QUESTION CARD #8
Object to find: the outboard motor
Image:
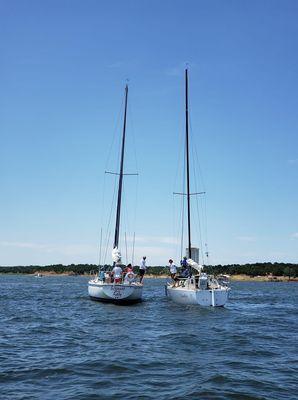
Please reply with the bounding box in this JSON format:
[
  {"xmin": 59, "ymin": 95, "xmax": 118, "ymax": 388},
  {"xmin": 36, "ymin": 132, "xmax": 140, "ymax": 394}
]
[{"xmin": 199, "ymin": 273, "xmax": 208, "ymax": 290}]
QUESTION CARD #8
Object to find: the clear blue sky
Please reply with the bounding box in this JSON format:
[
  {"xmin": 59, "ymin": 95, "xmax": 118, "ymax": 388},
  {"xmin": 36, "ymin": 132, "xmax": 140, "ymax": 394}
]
[{"xmin": 1, "ymin": 0, "xmax": 297, "ymax": 266}]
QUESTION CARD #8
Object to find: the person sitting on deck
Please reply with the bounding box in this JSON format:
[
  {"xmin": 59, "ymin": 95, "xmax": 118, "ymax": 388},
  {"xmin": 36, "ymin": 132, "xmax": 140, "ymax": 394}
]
[
  {"xmin": 112, "ymin": 264, "xmax": 123, "ymax": 284},
  {"xmin": 104, "ymin": 271, "xmax": 111, "ymax": 283},
  {"xmin": 180, "ymin": 265, "xmax": 191, "ymax": 278},
  {"xmin": 123, "ymin": 263, "xmax": 133, "ymax": 274},
  {"xmin": 99, "ymin": 269, "xmax": 105, "ymax": 282},
  {"xmin": 124, "ymin": 265, "xmax": 136, "ymax": 284}
]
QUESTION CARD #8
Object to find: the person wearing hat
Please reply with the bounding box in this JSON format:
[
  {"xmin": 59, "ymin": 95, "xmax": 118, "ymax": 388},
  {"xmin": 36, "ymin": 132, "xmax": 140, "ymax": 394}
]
[
  {"xmin": 169, "ymin": 259, "xmax": 178, "ymax": 285},
  {"xmin": 139, "ymin": 256, "xmax": 147, "ymax": 283}
]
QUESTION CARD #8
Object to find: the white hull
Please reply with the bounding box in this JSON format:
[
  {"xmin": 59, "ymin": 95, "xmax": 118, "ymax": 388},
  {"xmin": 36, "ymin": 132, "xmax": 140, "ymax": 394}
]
[
  {"xmin": 88, "ymin": 280, "xmax": 143, "ymax": 304},
  {"xmin": 166, "ymin": 285, "xmax": 230, "ymax": 307}
]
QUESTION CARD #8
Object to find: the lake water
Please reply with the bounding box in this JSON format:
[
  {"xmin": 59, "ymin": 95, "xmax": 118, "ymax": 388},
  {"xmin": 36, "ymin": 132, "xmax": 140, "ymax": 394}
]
[{"xmin": 0, "ymin": 276, "xmax": 297, "ymax": 399}]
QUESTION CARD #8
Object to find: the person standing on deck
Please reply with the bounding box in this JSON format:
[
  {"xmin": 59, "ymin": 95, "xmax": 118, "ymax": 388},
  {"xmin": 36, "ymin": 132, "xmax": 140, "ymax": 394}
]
[
  {"xmin": 169, "ymin": 259, "xmax": 177, "ymax": 280},
  {"xmin": 112, "ymin": 264, "xmax": 123, "ymax": 284},
  {"xmin": 139, "ymin": 256, "xmax": 147, "ymax": 283}
]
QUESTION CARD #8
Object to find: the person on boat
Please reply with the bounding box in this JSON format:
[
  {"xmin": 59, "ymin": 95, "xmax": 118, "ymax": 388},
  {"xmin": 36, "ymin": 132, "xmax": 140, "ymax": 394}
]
[
  {"xmin": 112, "ymin": 264, "xmax": 123, "ymax": 284},
  {"xmin": 124, "ymin": 263, "xmax": 133, "ymax": 274},
  {"xmin": 104, "ymin": 271, "xmax": 111, "ymax": 283},
  {"xmin": 179, "ymin": 256, "xmax": 191, "ymax": 278},
  {"xmin": 180, "ymin": 256, "xmax": 188, "ymax": 267},
  {"xmin": 168, "ymin": 259, "xmax": 178, "ymax": 284},
  {"xmin": 99, "ymin": 269, "xmax": 105, "ymax": 282},
  {"xmin": 124, "ymin": 266, "xmax": 136, "ymax": 284},
  {"xmin": 180, "ymin": 265, "xmax": 191, "ymax": 278},
  {"xmin": 139, "ymin": 256, "xmax": 147, "ymax": 283}
]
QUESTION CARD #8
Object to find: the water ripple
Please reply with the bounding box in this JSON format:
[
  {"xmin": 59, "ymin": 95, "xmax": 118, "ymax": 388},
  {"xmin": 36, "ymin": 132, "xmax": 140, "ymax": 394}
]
[{"xmin": 0, "ymin": 276, "xmax": 297, "ymax": 399}]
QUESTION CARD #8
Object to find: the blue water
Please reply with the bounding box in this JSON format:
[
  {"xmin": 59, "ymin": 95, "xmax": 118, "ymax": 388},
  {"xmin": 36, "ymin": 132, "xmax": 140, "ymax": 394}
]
[{"xmin": 0, "ymin": 276, "xmax": 297, "ymax": 399}]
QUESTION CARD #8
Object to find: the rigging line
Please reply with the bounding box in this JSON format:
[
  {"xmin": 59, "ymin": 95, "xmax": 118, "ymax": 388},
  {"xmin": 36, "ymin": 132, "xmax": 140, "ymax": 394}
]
[
  {"xmin": 172, "ymin": 199, "xmax": 178, "ymax": 262},
  {"xmin": 98, "ymin": 130, "xmax": 109, "ymax": 268},
  {"xmin": 103, "ymin": 230, "xmax": 111, "ymax": 267},
  {"xmin": 105, "ymin": 94, "xmax": 124, "ymax": 172},
  {"xmin": 203, "ymin": 195, "xmax": 209, "ymax": 253},
  {"xmin": 98, "ymin": 171, "xmax": 106, "ymax": 266},
  {"xmin": 189, "ymin": 113, "xmax": 206, "ymax": 192},
  {"xmin": 190, "ymin": 134, "xmax": 205, "ymax": 265},
  {"xmin": 129, "ymin": 173, "xmax": 139, "ymax": 263},
  {"xmin": 132, "ymin": 232, "xmax": 136, "ymax": 267},
  {"xmin": 201, "ymin": 193, "xmax": 209, "ymax": 265},
  {"xmin": 121, "ymin": 182, "xmax": 128, "ymax": 257},
  {"xmin": 188, "ymin": 100, "xmax": 206, "ymax": 265},
  {"xmin": 196, "ymin": 196, "xmax": 205, "ymax": 265},
  {"xmin": 173, "ymin": 189, "xmax": 180, "ymax": 264},
  {"xmin": 172, "ymin": 187, "xmax": 178, "ymax": 262},
  {"xmin": 180, "ymin": 145, "xmax": 186, "ymax": 261},
  {"xmin": 122, "ymin": 179, "xmax": 134, "ymax": 263},
  {"xmin": 188, "ymin": 77, "xmax": 209, "ymax": 265},
  {"xmin": 104, "ymin": 173, "xmax": 118, "ymax": 263},
  {"xmin": 180, "ymin": 191, "xmax": 185, "ymax": 262},
  {"xmin": 98, "ymin": 228, "xmax": 103, "ymax": 268},
  {"xmin": 125, "ymin": 232, "xmax": 128, "ymax": 265},
  {"xmin": 124, "ymin": 180, "xmax": 135, "ymax": 261},
  {"xmin": 173, "ymin": 127, "xmax": 186, "ymax": 198},
  {"xmin": 133, "ymin": 174, "xmax": 139, "ymax": 236},
  {"xmin": 127, "ymin": 92, "xmax": 139, "ymax": 174},
  {"xmin": 101, "ymin": 90, "xmax": 126, "ymax": 264},
  {"xmin": 173, "ymin": 80, "xmax": 186, "ymax": 200}
]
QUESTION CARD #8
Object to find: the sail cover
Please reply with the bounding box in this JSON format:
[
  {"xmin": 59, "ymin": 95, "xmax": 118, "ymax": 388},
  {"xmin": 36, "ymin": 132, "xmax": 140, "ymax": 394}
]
[
  {"xmin": 112, "ymin": 247, "xmax": 121, "ymax": 263},
  {"xmin": 187, "ymin": 259, "xmax": 203, "ymax": 273}
]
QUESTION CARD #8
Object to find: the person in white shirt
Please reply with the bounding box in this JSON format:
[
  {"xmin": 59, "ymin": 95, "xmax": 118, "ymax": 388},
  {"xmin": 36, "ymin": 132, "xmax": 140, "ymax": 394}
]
[
  {"xmin": 169, "ymin": 259, "xmax": 178, "ymax": 285},
  {"xmin": 112, "ymin": 264, "xmax": 123, "ymax": 284},
  {"xmin": 139, "ymin": 256, "xmax": 147, "ymax": 283}
]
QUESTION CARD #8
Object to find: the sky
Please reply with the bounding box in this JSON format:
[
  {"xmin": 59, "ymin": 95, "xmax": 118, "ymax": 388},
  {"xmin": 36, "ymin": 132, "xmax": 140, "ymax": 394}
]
[{"xmin": 1, "ymin": 0, "xmax": 298, "ymax": 266}]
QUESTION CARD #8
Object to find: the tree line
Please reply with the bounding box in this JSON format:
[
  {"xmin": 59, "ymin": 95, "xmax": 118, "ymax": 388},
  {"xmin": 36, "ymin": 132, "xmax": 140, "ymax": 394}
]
[{"xmin": 0, "ymin": 262, "xmax": 297, "ymax": 277}]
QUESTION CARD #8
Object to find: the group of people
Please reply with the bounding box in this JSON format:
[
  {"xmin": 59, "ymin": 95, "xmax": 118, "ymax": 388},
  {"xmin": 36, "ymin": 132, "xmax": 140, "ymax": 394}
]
[
  {"xmin": 99, "ymin": 256, "xmax": 193, "ymax": 286},
  {"xmin": 168, "ymin": 257, "xmax": 191, "ymax": 286},
  {"xmin": 99, "ymin": 256, "xmax": 147, "ymax": 285}
]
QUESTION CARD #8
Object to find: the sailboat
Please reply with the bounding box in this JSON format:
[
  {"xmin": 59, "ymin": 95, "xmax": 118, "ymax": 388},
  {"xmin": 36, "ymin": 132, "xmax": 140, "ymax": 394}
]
[
  {"xmin": 166, "ymin": 69, "xmax": 230, "ymax": 307},
  {"xmin": 88, "ymin": 84, "xmax": 143, "ymax": 304}
]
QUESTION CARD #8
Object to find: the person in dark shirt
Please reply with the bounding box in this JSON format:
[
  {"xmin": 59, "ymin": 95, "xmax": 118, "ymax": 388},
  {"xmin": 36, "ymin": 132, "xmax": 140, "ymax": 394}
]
[
  {"xmin": 180, "ymin": 266, "xmax": 190, "ymax": 278},
  {"xmin": 180, "ymin": 256, "xmax": 188, "ymax": 267}
]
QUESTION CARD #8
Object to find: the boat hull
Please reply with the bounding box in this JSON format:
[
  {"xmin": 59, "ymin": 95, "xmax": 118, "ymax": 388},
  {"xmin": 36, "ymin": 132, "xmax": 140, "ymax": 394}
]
[
  {"xmin": 88, "ymin": 281, "xmax": 143, "ymax": 304},
  {"xmin": 166, "ymin": 286, "xmax": 229, "ymax": 307}
]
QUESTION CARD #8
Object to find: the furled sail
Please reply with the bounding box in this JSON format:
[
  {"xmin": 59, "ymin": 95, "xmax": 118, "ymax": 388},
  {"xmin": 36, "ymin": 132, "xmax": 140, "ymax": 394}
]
[
  {"xmin": 112, "ymin": 247, "xmax": 121, "ymax": 263},
  {"xmin": 187, "ymin": 259, "xmax": 203, "ymax": 273}
]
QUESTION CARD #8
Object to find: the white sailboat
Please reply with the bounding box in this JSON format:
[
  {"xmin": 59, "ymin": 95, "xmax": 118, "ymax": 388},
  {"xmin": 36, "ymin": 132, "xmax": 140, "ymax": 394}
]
[
  {"xmin": 166, "ymin": 69, "xmax": 230, "ymax": 307},
  {"xmin": 88, "ymin": 84, "xmax": 143, "ymax": 304}
]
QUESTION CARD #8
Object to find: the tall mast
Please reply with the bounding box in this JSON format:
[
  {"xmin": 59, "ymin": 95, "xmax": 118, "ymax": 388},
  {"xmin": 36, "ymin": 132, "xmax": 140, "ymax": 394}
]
[
  {"xmin": 113, "ymin": 84, "xmax": 128, "ymax": 249},
  {"xmin": 185, "ymin": 69, "xmax": 192, "ymax": 259}
]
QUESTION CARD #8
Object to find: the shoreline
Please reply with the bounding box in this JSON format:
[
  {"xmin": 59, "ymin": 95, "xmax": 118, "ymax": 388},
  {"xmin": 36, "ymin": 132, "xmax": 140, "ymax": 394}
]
[{"xmin": 1, "ymin": 272, "xmax": 297, "ymax": 282}]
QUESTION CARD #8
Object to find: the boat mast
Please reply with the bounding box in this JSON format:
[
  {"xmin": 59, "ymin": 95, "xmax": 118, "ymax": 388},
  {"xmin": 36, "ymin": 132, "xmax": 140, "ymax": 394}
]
[
  {"xmin": 113, "ymin": 84, "xmax": 128, "ymax": 250},
  {"xmin": 185, "ymin": 69, "xmax": 192, "ymax": 259}
]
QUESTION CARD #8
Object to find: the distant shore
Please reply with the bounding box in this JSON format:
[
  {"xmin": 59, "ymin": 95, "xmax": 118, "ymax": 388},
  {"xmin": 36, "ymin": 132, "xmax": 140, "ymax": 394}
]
[
  {"xmin": 1, "ymin": 262, "xmax": 297, "ymax": 280},
  {"xmin": 1, "ymin": 271, "xmax": 297, "ymax": 281}
]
